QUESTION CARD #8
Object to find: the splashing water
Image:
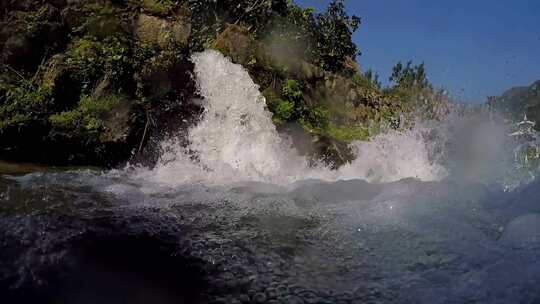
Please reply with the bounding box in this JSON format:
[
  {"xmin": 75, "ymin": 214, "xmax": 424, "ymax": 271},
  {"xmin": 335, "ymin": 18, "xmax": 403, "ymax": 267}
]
[
  {"xmin": 133, "ymin": 50, "xmax": 524, "ymax": 187},
  {"xmin": 337, "ymin": 127, "xmax": 447, "ymax": 183},
  {"xmin": 135, "ymin": 50, "xmax": 312, "ymax": 185}
]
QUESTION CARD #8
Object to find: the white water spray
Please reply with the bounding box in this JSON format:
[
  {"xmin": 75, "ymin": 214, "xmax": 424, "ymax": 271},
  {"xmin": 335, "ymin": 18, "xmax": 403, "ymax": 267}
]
[{"xmin": 134, "ymin": 50, "xmax": 455, "ymax": 186}]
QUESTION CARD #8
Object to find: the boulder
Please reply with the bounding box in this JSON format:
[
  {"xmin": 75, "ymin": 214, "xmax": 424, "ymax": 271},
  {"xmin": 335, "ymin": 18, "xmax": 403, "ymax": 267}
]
[{"xmin": 214, "ymin": 24, "xmax": 257, "ymax": 66}]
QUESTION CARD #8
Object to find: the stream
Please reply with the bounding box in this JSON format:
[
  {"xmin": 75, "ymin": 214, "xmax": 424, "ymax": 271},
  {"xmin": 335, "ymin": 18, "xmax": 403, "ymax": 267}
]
[{"xmin": 1, "ymin": 50, "xmax": 539, "ymax": 304}]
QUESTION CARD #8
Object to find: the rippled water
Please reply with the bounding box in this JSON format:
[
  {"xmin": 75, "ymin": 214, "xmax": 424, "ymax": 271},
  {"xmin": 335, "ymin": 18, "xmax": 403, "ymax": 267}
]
[
  {"xmin": 1, "ymin": 51, "xmax": 539, "ymax": 304},
  {"xmin": 2, "ymin": 172, "xmax": 540, "ymax": 303}
]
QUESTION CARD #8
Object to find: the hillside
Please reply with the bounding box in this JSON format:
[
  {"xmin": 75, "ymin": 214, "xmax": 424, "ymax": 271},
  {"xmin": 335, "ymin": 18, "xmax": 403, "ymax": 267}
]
[
  {"xmin": 488, "ymin": 80, "xmax": 540, "ymax": 127},
  {"xmin": 0, "ymin": 0, "xmax": 445, "ymax": 168}
]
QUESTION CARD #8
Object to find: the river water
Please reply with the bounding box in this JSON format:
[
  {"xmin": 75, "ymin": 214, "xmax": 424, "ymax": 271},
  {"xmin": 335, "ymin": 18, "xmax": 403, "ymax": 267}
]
[{"xmin": 1, "ymin": 51, "xmax": 539, "ymax": 304}]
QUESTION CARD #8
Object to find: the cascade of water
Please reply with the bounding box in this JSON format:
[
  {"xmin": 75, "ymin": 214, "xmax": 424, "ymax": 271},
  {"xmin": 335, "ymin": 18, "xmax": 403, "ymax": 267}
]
[{"xmin": 133, "ymin": 50, "xmax": 520, "ymax": 187}]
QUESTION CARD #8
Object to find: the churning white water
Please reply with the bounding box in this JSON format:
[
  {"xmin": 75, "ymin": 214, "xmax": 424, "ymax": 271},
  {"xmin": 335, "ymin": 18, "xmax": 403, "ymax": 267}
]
[
  {"xmin": 134, "ymin": 50, "xmax": 517, "ymax": 187},
  {"xmin": 137, "ymin": 50, "xmax": 311, "ymax": 185}
]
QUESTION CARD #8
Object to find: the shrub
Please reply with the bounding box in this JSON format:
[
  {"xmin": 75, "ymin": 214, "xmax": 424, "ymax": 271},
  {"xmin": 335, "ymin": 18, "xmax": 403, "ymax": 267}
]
[
  {"xmin": 282, "ymin": 79, "xmax": 303, "ymax": 101},
  {"xmin": 66, "ymin": 36, "xmax": 131, "ymax": 93},
  {"xmin": 49, "ymin": 94, "xmax": 122, "ymax": 133},
  {"xmin": 274, "ymin": 99, "xmax": 295, "ymax": 123}
]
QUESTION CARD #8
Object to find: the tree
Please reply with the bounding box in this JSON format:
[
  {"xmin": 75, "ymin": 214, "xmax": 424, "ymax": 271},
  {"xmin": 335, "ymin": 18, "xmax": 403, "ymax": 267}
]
[
  {"xmin": 187, "ymin": 0, "xmax": 289, "ymax": 49},
  {"xmin": 389, "ymin": 61, "xmax": 430, "ymax": 89},
  {"xmin": 312, "ymin": 0, "xmax": 361, "ymax": 72}
]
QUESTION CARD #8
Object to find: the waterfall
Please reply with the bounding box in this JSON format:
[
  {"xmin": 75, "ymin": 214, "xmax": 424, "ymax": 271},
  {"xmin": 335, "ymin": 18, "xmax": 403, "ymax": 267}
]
[{"xmin": 133, "ymin": 50, "xmax": 514, "ymax": 186}]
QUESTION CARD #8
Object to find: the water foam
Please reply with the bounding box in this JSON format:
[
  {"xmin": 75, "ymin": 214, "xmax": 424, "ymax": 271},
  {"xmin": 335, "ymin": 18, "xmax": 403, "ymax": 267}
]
[
  {"xmin": 133, "ymin": 50, "xmax": 456, "ymax": 186},
  {"xmin": 337, "ymin": 128, "xmax": 447, "ymax": 183}
]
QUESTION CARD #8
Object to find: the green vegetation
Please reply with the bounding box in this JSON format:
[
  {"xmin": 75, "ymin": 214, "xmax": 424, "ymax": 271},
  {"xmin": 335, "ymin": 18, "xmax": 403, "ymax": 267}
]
[
  {"xmin": 353, "ymin": 70, "xmax": 381, "ymax": 92},
  {"xmin": 274, "ymin": 100, "xmax": 295, "ymax": 122},
  {"xmin": 311, "ymin": 0, "xmax": 361, "ymax": 72},
  {"xmin": 384, "ymin": 61, "xmax": 432, "ymax": 106},
  {"xmin": 326, "ymin": 123, "xmax": 369, "ymax": 142},
  {"xmin": 389, "ymin": 61, "xmax": 430, "ymax": 89},
  {"xmin": 0, "ymin": 83, "xmax": 51, "ymax": 129},
  {"xmin": 189, "ymin": 0, "xmax": 360, "ymax": 73},
  {"xmin": 282, "ymin": 79, "xmax": 303, "ymax": 101},
  {"xmin": 0, "ymin": 0, "xmax": 448, "ymax": 167},
  {"xmin": 269, "ymin": 79, "xmax": 330, "ymax": 133},
  {"xmin": 49, "ymin": 94, "xmax": 123, "ymax": 133},
  {"xmin": 66, "ymin": 36, "xmax": 132, "ymax": 91}
]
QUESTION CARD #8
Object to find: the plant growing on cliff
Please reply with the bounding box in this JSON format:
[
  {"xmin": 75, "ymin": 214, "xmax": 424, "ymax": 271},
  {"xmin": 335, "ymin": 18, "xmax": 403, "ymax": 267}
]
[
  {"xmin": 384, "ymin": 60, "xmax": 432, "ymax": 105},
  {"xmin": 389, "ymin": 61, "xmax": 430, "ymax": 90},
  {"xmin": 353, "ymin": 69, "xmax": 382, "ymax": 92},
  {"xmin": 270, "ymin": 79, "xmax": 303, "ymax": 123},
  {"xmin": 0, "ymin": 84, "xmax": 51, "ymax": 129},
  {"xmin": 264, "ymin": 0, "xmax": 361, "ymax": 73},
  {"xmin": 384, "ymin": 61, "xmax": 450, "ymax": 121},
  {"xmin": 268, "ymin": 79, "xmax": 329, "ymax": 130},
  {"xmin": 66, "ymin": 36, "xmax": 131, "ymax": 94},
  {"xmin": 187, "ymin": 0, "xmax": 290, "ymax": 49},
  {"xmin": 49, "ymin": 94, "xmax": 122, "ymax": 133},
  {"xmin": 282, "ymin": 78, "xmax": 303, "ymax": 101},
  {"xmin": 188, "ymin": 0, "xmax": 360, "ymax": 73}
]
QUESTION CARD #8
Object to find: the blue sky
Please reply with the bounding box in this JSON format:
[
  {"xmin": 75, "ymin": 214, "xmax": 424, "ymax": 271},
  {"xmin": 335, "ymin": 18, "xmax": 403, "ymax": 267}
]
[{"xmin": 295, "ymin": 0, "xmax": 540, "ymax": 103}]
